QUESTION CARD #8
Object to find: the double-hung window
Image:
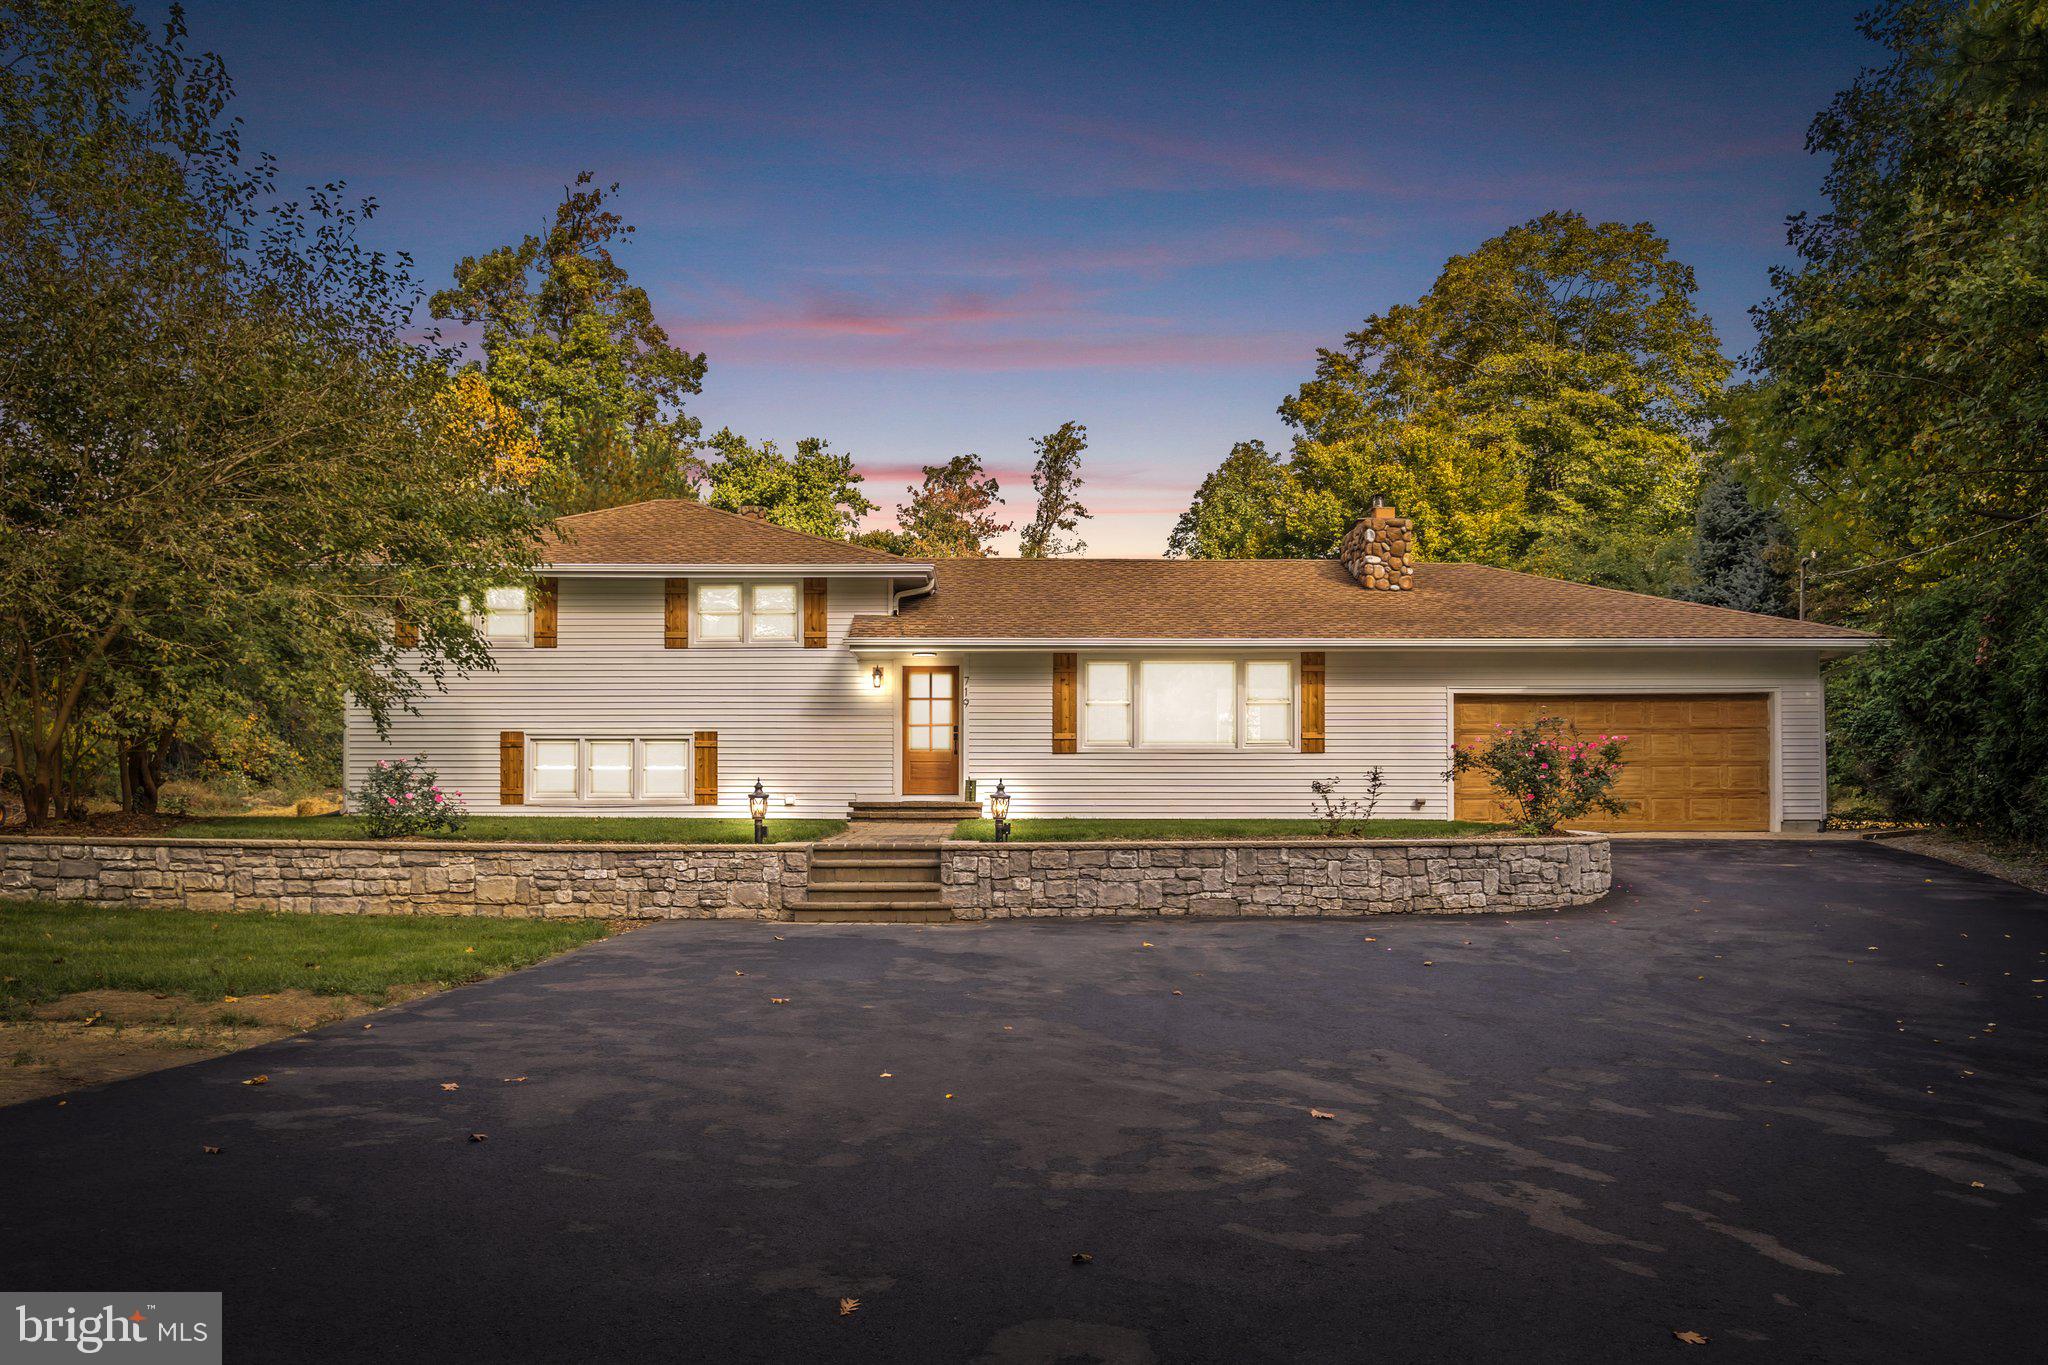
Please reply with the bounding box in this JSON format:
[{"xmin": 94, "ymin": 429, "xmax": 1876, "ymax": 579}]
[
  {"xmin": 1080, "ymin": 658, "xmax": 1296, "ymax": 751},
  {"xmin": 1243, "ymin": 661, "xmax": 1295, "ymax": 747},
  {"xmin": 1082, "ymin": 660, "xmax": 1131, "ymax": 745},
  {"xmin": 694, "ymin": 582, "xmax": 799, "ymax": 644},
  {"xmin": 480, "ymin": 587, "xmax": 531, "ymax": 644},
  {"xmin": 527, "ymin": 737, "xmax": 691, "ymax": 803}
]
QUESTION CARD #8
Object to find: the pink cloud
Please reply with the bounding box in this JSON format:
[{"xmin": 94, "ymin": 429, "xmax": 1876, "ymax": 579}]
[
  {"xmin": 704, "ymin": 329, "xmax": 1318, "ymax": 373},
  {"xmin": 686, "ymin": 286, "xmax": 1072, "ymax": 339}
]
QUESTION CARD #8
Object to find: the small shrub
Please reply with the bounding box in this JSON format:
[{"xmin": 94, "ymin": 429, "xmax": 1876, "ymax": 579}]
[
  {"xmin": 353, "ymin": 756, "xmax": 466, "ymax": 839},
  {"xmin": 1448, "ymin": 715, "xmax": 1627, "ymax": 835},
  {"xmin": 1309, "ymin": 767, "xmax": 1385, "ymax": 836}
]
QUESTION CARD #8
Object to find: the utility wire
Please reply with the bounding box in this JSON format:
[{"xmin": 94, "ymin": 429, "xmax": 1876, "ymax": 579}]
[{"xmin": 1810, "ymin": 504, "xmax": 2047, "ymax": 582}]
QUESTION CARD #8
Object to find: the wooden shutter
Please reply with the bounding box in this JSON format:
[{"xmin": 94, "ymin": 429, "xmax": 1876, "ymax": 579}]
[
  {"xmin": 664, "ymin": 578, "xmax": 689, "ymax": 648},
  {"xmin": 393, "ymin": 608, "xmax": 418, "ymax": 649},
  {"xmin": 1051, "ymin": 652, "xmax": 1077, "ymax": 754},
  {"xmin": 499, "ymin": 731, "xmax": 525, "ymax": 806},
  {"xmin": 803, "ymin": 577, "xmax": 828, "ymax": 648},
  {"xmin": 692, "ymin": 730, "xmax": 718, "ymax": 805},
  {"xmin": 532, "ymin": 578, "xmax": 558, "ymax": 648},
  {"xmin": 1300, "ymin": 651, "xmax": 1326, "ymax": 754}
]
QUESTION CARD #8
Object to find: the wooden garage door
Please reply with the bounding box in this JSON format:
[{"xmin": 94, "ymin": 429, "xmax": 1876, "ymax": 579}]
[{"xmin": 1453, "ymin": 694, "xmax": 1771, "ymax": 832}]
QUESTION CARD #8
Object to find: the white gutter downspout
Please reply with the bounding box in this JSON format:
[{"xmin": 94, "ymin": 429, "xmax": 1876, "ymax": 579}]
[{"xmin": 889, "ymin": 571, "xmax": 936, "ymax": 616}]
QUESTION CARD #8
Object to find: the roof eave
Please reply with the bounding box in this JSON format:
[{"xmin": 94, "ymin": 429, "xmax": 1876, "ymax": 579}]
[
  {"xmin": 541, "ymin": 562, "xmax": 934, "ymax": 577},
  {"xmin": 844, "ymin": 634, "xmax": 1881, "ymax": 651}
]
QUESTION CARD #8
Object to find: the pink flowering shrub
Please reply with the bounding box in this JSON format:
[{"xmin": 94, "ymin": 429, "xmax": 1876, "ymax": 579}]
[
  {"xmin": 353, "ymin": 755, "xmax": 467, "ymax": 839},
  {"xmin": 1447, "ymin": 715, "xmax": 1628, "ymax": 835}
]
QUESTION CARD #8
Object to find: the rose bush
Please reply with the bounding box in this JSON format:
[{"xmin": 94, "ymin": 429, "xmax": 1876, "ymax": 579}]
[
  {"xmin": 1448, "ymin": 715, "xmax": 1628, "ymax": 835},
  {"xmin": 353, "ymin": 755, "xmax": 466, "ymax": 839}
]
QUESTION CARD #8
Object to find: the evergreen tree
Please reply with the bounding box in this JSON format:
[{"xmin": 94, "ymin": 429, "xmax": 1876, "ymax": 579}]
[{"xmin": 1679, "ymin": 469, "xmax": 1793, "ymax": 615}]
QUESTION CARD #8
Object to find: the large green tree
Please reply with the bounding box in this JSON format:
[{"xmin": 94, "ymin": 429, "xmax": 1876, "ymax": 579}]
[
  {"xmin": 430, "ymin": 174, "xmax": 708, "ymax": 514},
  {"xmin": 1018, "ymin": 420, "xmax": 1091, "ymax": 558},
  {"xmin": 1752, "ymin": 0, "xmax": 2048, "ymax": 842},
  {"xmin": 1749, "ymin": 0, "xmax": 2048, "ymax": 585},
  {"xmin": 895, "ymin": 455, "xmax": 1011, "ymax": 558},
  {"xmin": 1175, "ymin": 213, "xmax": 1727, "ymax": 581},
  {"xmin": 702, "ymin": 429, "xmax": 875, "ymax": 540},
  {"xmin": 1166, "ymin": 441, "xmax": 1315, "ymax": 559},
  {"xmin": 0, "ymin": 0, "xmax": 546, "ymax": 824}
]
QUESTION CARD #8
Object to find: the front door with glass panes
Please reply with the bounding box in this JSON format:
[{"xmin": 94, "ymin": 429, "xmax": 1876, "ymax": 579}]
[{"xmin": 901, "ymin": 666, "xmax": 961, "ymax": 795}]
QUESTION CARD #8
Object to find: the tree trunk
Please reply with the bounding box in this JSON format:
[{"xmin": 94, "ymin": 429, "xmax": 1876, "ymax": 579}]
[{"xmin": 120, "ymin": 727, "xmax": 173, "ymax": 814}]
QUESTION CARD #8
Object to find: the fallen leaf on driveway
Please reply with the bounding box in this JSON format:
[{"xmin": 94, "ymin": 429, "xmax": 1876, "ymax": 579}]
[
  {"xmin": 202, "ymin": 1145, "xmax": 222, "ymax": 1155},
  {"xmin": 1071, "ymin": 1252, "xmax": 1093, "ymax": 1265},
  {"xmin": 1673, "ymin": 1330, "xmax": 1708, "ymax": 1345},
  {"xmin": 502, "ymin": 1076, "xmax": 528, "ymax": 1083},
  {"xmin": 837, "ymin": 1297, "xmax": 861, "ymax": 1316},
  {"xmin": 878, "ymin": 1072, "xmax": 892, "ymax": 1078},
  {"xmin": 1309, "ymin": 1108, "xmax": 1335, "ymax": 1120},
  {"xmin": 441, "ymin": 1082, "xmax": 460, "ymax": 1091},
  {"xmin": 242, "ymin": 1075, "xmax": 268, "ymax": 1087},
  {"xmin": 468, "ymin": 1132, "xmax": 488, "ymax": 1143},
  {"xmin": 1141, "ymin": 941, "xmax": 1154, "ymax": 948},
  {"xmin": 770, "ymin": 997, "xmax": 790, "ymax": 1005}
]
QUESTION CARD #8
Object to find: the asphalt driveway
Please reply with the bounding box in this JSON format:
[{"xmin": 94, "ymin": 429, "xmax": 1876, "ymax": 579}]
[{"xmin": 4, "ymin": 842, "xmax": 2044, "ymax": 1363}]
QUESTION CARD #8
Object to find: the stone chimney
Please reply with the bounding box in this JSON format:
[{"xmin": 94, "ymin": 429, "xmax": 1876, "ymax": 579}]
[{"xmin": 1338, "ymin": 500, "xmax": 1414, "ymax": 591}]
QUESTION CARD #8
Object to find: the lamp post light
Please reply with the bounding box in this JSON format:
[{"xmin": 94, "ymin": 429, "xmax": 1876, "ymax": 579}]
[
  {"xmin": 749, "ymin": 780, "xmax": 769, "ymax": 844},
  {"xmin": 990, "ymin": 780, "xmax": 1011, "ymax": 843}
]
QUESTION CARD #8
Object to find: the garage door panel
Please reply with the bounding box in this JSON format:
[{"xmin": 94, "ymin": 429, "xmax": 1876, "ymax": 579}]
[{"xmin": 1453, "ymin": 693, "xmax": 1771, "ymax": 833}]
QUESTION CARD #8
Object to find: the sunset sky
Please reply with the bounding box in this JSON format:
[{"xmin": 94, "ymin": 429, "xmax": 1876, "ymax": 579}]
[{"xmin": 177, "ymin": 0, "xmax": 1877, "ymax": 554}]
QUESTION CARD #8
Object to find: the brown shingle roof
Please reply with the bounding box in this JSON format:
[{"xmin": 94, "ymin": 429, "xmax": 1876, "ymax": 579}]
[
  {"xmin": 542, "ymin": 499, "xmax": 909, "ymax": 566},
  {"xmin": 845, "ymin": 558, "xmax": 1875, "ymax": 643}
]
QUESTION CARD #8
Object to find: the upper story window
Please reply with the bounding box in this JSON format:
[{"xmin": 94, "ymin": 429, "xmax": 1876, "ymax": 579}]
[
  {"xmin": 1081, "ymin": 657, "xmax": 1296, "ymax": 752},
  {"xmin": 694, "ymin": 581, "xmax": 799, "ymax": 645},
  {"xmin": 481, "ymin": 586, "xmax": 530, "ymax": 644}
]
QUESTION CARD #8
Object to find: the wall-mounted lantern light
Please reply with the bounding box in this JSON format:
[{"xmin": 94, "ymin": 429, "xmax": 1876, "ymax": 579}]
[
  {"xmin": 990, "ymin": 779, "xmax": 1012, "ymax": 842},
  {"xmin": 749, "ymin": 780, "xmax": 769, "ymax": 844},
  {"xmin": 870, "ymin": 665, "xmax": 884, "ymax": 690}
]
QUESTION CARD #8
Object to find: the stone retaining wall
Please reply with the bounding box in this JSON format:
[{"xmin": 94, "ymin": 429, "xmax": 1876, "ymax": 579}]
[
  {"xmin": 940, "ymin": 836, "xmax": 1609, "ymax": 918},
  {"xmin": 0, "ymin": 838, "xmax": 806, "ymax": 919},
  {"xmin": 0, "ymin": 833, "xmax": 1609, "ymax": 920}
]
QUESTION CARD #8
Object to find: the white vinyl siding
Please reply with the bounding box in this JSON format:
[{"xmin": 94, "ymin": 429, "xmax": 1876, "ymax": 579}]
[
  {"xmin": 345, "ymin": 576, "xmax": 897, "ymax": 817},
  {"xmin": 961, "ymin": 647, "xmax": 1832, "ymax": 827}
]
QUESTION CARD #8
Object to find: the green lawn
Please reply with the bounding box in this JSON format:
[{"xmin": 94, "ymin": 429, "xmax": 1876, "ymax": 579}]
[
  {"xmin": 169, "ymin": 814, "xmax": 845, "ymax": 844},
  {"xmin": 0, "ymin": 899, "xmax": 610, "ymax": 1007},
  {"xmin": 951, "ymin": 817, "xmax": 1503, "ymax": 842}
]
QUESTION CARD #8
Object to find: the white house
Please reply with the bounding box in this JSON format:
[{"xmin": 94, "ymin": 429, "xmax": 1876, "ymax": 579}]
[{"xmin": 345, "ymin": 499, "xmax": 1877, "ymax": 832}]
